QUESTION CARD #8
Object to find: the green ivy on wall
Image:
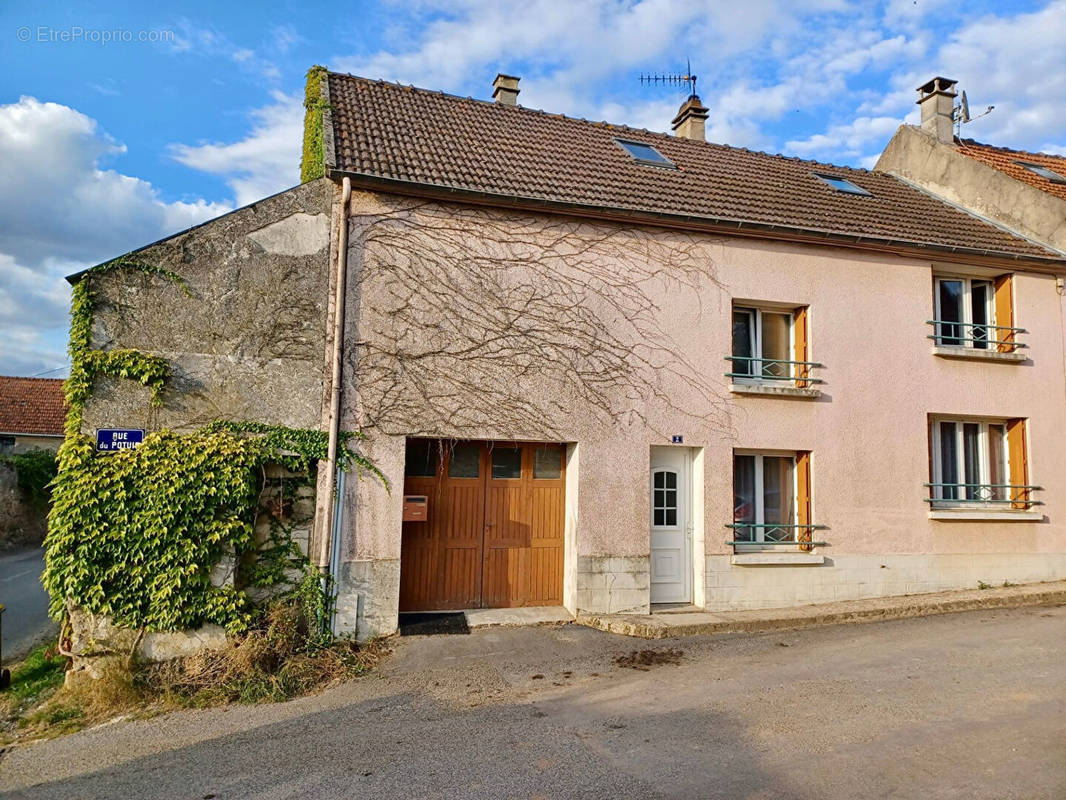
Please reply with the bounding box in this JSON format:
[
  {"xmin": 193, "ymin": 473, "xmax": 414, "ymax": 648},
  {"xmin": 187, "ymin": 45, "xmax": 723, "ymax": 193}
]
[
  {"xmin": 44, "ymin": 257, "xmax": 383, "ymax": 636},
  {"xmin": 300, "ymin": 65, "xmax": 330, "ymax": 183}
]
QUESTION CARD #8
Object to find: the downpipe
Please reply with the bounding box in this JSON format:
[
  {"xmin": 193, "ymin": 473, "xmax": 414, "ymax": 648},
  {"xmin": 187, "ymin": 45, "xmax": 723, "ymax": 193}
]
[{"xmin": 320, "ymin": 176, "xmax": 352, "ymax": 635}]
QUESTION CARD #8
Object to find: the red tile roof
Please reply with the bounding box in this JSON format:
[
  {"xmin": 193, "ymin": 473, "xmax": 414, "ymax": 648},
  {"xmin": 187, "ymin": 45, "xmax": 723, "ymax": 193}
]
[
  {"xmin": 324, "ymin": 73, "xmax": 1060, "ymax": 262},
  {"xmin": 0, "ymin": 377, "xmax": 66, "ymax": 437},
  {"xmin": 957, "ymin": 139, "xmax": 1066, "ymax": 203}
]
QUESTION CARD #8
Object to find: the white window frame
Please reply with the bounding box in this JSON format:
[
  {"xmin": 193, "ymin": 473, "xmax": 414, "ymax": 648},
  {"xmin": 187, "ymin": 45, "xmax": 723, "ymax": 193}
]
[
  {"xmin": 933, "ymin": 275, "xmax": 995, "ymax": 350},
  {"xmin": 733, "ymin": 450, "xmax": 798, "ymax": 546},
  {"xmin": 930, "ymin": 417, "xmax": 1010, "ymax": 507},
  {"xmin": 732, "ymin": 306, "xmax": 796, "ymax": 384},
  {"xmin": 651, "ymin": 468, "xmax": 680, "ymax": 530}
]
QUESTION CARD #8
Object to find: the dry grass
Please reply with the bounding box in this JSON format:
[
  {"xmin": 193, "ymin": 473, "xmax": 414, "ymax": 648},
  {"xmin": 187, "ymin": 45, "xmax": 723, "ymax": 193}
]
[
  {"xmin": 2, "ymin": 604, "xmax": 386, "ymax": 743},
  {"xmin": 138, "ymin": 604, "xmax": 386, "ymax": 707}
]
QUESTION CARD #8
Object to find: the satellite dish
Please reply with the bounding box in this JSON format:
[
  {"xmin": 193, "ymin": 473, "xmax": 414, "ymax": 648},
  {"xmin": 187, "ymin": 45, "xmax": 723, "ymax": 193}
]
[{"xmin": 961, "ymin": 90, "xmax": 971, "ymax": 123}]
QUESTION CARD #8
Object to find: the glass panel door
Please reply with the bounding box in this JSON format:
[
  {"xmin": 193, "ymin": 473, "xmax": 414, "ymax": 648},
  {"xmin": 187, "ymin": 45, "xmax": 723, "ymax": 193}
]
[
  {"xmin": 733, "ymin": 455, "xmax": 756, "ymax": 542},
  {"xmin": 970, "ymin": 281, "xmax": 992, "ymax": 350},
  {"xmin": 963, "ymin": 423, "xmax": 981, "ymax": 499},
  {"xmin": 732, "ymin": 308, "xmax": 755, "ymax": 377},
  {"xmin": 988, "ymin": 424, "xmax": 1007, "ymax": 502},
  {"xmin": 760, "ymin": 313, "xmax": 792, "ymax": 380},
  {"xmin": 762, "ymin": 456, "xmax": 795, "ymax": 542},
  {"xmin": 938, "ymin": 421, "xmax": 958, "ymax": 500},
  {"xmin": 937, "ymin": 279, "xmax": 963, "ymax": 346}
]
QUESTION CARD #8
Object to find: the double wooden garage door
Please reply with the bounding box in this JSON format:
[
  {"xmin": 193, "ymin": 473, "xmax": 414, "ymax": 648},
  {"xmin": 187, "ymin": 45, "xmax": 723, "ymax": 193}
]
[{"xmin": 400, "ymin": 440, "xmax": 566, "ymax": 611}]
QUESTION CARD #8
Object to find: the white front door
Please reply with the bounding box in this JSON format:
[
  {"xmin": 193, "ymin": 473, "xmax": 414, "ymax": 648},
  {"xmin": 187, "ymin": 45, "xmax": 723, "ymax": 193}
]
[{"xmin": 649, "ymin": 446, "xmax": 692, "ymax": 604}]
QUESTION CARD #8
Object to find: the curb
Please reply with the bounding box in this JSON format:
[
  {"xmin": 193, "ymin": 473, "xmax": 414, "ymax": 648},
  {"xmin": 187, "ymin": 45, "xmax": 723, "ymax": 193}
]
[{"xmin": 575, "ymin": 581, "xmax": 1066, "ymax": 639}]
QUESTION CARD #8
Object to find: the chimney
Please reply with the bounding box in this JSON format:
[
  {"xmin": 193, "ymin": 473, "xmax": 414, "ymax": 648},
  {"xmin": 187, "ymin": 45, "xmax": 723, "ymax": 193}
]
[
  {"xmin": 671, "ymin": 95, "xmax": 709, "ymax": 141},
  {"xmin": 916, "ymin": 76, "xmax": 957, "ymax": 144},
  {"xmin": 493, "ymin": 73, "xmax": 520, "ymax": 106}
]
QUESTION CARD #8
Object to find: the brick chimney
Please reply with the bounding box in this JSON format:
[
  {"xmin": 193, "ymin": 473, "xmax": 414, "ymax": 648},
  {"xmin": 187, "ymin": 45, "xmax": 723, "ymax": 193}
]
[
  {"xmin": 493, "ymin": 73, "xmax": 520, "ymax": 106},
  {"xmin": 671, "ymin": 95, "xmax": 709, "ymax": 141},
  {"xmin": 917, "ymin": 76, "xmax": 957, "ymax": 144}
]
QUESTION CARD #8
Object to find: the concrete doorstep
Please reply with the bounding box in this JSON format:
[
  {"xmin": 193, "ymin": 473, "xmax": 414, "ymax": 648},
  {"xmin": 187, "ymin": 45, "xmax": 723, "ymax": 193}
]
[{"xmin": 576, "ymin": 580, "xmax": 1066, "ymax": 639}]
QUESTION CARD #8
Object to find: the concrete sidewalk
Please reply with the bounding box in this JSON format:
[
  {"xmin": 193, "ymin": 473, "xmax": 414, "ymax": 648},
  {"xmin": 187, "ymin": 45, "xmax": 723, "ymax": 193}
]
[{"xmin": 577, "ymin": 579, "xmax": 1066, "ymax": 638}]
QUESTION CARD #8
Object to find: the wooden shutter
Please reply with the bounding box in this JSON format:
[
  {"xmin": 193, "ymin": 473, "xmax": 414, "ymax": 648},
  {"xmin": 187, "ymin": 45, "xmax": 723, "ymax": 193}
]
[
  {"xmin": 1006, "ymin": 418, "xmax": 1029, "ymax": 509},
  {"xmin": 793, "ymin": 307, "xmax": 809, "ymax": 387},
  {"xmin": 796, "ymin": 451, "xmax": 813, "ymax": 550},
  {"xmin": 994, "ymin": 275, "xmax": 1014, "ymax": 353}
]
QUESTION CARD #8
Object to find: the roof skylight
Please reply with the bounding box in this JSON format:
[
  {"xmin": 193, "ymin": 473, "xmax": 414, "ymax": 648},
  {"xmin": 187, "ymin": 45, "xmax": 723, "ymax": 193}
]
[
  {"xmin": 615, "ymin": 139, "xmax": 676, "ymax": 168},
  {"xmin": 814, "ymin": 173, "xmax": 871, "ymax": 196},
  {"xmin": 1014, "ymin": 160, "xmax": 1066, "ymax": 184}
]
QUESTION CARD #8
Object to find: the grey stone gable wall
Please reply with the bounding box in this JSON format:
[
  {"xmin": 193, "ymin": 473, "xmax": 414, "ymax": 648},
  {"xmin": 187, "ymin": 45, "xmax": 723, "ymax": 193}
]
[{"xmin": 81, "ymin": 178, "xmax": 335, "ymax": 434}]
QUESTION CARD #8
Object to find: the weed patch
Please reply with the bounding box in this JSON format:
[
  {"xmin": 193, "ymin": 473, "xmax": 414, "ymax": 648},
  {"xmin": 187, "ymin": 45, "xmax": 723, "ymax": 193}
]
[{"xmin": 614, "ymin": 648, "xmax": 683, "ymax": 671}]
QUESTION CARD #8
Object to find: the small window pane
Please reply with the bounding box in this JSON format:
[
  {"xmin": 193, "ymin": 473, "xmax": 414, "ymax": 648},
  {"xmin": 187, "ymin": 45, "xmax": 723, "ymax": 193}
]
[
  {"xmin": 939, "ymin": 422, "xmax": 958, "ymax": 500},
  {"xmin": 654, "ymin": 472, "xmax": 665, "ymax": 489},
  {"xmin": 449, "ymin": 443, "xmax": 481, "ymax": 478},
  {"xmin": 963, "ymin": 423, "xmax": 981, "ymax": 500},
  {"xmin": 491, "ymin": 447, "xmax": 522, "ymax": 479},
  {"xmin": 654, "ymin": 509, "xmax": 665, "ymax": 526},
  {"xmin": 938, "ymin": 280, "xmax": 963, "ymax": 345},
  {"xmin": 654, "ymin": 489, "xmax": 665, "ymax": 508},
  {"xmin": 815, "ymin": 174, "xmax": 871, "ymax": 195},
  {"xmin": 665, "ymin": 508, "xmax": 677, "ymax": 526},
  {"xmin": 533, "ymin": 446, "xmax": 562, "ymax": 479},
  {"xmin": 664, "ymin": 472, "xmax": 676, "ymax": 489},
  {"xmin": 971, "ymin": 281, "xmax": 991, "ymax": 350},
  {"xmin": 761, "ymin": 313, "xmax": 791, "ymax": 379},
  {"xmin": 763, "ymin": 456, "xmax": 795, "ymax": 543},
  {"xmin": 733, "ymin": 455, "xmax": 756, "ymax": 541},
  {"xmin": 405, "ymin": 439, "xmax": 436, "ymax": 477},
  {"xmin": 732, "ymin": 309, "xmax": 755, "ymax": 376},
  {"xmin": 989, "ymin": 424, "xmax": 1007, "ymax": 501}
]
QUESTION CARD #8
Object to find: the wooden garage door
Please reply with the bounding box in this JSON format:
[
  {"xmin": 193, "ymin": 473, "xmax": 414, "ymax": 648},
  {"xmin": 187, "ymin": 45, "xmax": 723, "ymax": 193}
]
[{"xmin": 399, "ymin": 440, "xmax": 566, "ymax": 611}]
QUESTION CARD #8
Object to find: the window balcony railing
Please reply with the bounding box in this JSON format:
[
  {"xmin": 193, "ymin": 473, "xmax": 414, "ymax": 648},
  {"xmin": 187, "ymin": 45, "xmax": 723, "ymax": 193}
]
[
  {"xmin": 924, "ymin": 482, "xmax": 1044, "ymax": 509},
  {"xmin": 725, "ymin": 522, "xmax": 828, "ymax": 547},
  {"xmin": 724, "ymin": 356, "xmax": 824, "ymax": 384},
  {"xmin": 927, "ymin": 320, "xmax": 1027, "ymax": 351}
]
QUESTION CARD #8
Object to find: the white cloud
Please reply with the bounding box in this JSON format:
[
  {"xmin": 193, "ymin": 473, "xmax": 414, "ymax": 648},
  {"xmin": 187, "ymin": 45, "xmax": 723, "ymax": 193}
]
[
  {"xmin": 169, "ymin": 91, "xmax": 303, "ymax": 207},
  {"xmin": 0, "ymin": 96, "xmax": 230, "ymax": 376},
  {"xmin": 786, "ymin": 116, "xmax": 902, "ymax": 161}
]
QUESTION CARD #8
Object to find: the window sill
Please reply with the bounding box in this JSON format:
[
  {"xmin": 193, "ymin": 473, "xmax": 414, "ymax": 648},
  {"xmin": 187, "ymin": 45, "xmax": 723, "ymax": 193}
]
[
  {"xmin": 731, "ymin": 552, "xmax": 825, "ymax": 565},
  {"xmin": 729, "ymin": 383, "xmax": 821, "ymax": 399},
  {"xmin": 931, "ymin": 346, "xmax": 1026, "ymax": 363},
  {"xmin": 928, "ymin": 509, "xmax": 1043, "ymax": 522}
]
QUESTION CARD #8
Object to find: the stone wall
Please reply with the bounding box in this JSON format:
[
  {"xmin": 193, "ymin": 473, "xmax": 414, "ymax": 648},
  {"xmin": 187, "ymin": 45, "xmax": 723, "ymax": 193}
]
[{"xmin": 81, "ymin": 178, "xmax": 334, "ymax": 434}]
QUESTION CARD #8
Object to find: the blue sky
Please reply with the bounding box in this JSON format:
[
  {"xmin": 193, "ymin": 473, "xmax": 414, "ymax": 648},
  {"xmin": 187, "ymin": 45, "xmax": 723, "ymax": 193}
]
[{"xmin": 2, "ymin": 0, "xmax": 1064, "ymax": 376}]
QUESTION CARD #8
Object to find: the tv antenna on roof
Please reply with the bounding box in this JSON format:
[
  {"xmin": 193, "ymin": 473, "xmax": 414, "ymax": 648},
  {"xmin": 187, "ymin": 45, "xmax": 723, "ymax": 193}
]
[
  {"xmin": 954, "ymin": 89, "xmax": 994, "ymax": 135},
  {"xmin": 640, "ymin": 59, "xmax": 698, "ymax": 98}
]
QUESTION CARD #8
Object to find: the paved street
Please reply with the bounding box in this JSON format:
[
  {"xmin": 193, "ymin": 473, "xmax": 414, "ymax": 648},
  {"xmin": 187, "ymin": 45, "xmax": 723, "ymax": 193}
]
[
  {"xmin": 0, "ymin": 548, "xmax": 53, "ymax": 661},
  {"xmin": 1, "ymin": 604, "xmax": 1064, "ymax": 799}
]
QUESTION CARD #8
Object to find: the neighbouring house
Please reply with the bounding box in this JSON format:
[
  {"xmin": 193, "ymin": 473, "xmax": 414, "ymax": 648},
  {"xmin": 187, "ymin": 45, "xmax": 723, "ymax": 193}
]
[
  {"xmin": 878, "ymin": 76, "xmax": 1066, "ymax": 253},
  {"xmin": 71, "ymin": 68, "xmax": 1066, "ymax": 642},
  {"xmin": 0, "ymin": 376, "xmax": 65, "ymax": 454},
  {"xmin": 0, "ymin": 376, "xmax": 64, "ymax": 547}
]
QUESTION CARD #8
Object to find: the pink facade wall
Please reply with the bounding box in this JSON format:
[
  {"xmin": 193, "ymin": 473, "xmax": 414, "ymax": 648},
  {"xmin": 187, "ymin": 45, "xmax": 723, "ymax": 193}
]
[{"xmin": 339, "ymin": 189, "xmax": 1066, "ymax": 582}]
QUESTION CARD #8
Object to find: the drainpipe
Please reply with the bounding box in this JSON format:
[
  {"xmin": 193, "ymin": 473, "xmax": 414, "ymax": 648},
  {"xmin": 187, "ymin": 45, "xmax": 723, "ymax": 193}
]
[{"xmin": 319, "ymin": 177, "xmax": 352, "ymax": 584}]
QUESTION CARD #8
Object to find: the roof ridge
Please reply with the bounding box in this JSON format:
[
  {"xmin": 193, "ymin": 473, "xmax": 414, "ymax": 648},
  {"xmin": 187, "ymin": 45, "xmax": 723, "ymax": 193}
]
[{"xmin": 326, "ymin": 70, "xmax": 874, "ymax": 174}]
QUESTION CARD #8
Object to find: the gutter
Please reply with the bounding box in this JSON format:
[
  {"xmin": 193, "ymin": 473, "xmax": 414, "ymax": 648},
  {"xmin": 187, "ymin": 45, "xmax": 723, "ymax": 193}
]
[
  {"xmin": 328, "ymin": 168, "xmax": 1066, "ymax": 272},
  {"xmin": 317, "ymin": 176, "xmax": 352, "ymax": 572}
]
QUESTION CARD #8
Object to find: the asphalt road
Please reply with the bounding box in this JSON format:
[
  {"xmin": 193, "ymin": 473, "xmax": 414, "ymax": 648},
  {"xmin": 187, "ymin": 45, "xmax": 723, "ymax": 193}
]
[
  {"xmin": 2, "ymin": 604, "xmax": 1064, "ymax": 799},
  {"xmin": 0, "ymin": 548, "xmax": 53, "ymax": 661}
]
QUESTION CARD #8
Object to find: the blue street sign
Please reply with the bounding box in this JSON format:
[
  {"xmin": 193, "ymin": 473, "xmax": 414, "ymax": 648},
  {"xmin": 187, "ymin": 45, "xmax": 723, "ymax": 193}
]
[{"xmin": 96, "ymin": 429, "xmax": 145, "ymax": 452}]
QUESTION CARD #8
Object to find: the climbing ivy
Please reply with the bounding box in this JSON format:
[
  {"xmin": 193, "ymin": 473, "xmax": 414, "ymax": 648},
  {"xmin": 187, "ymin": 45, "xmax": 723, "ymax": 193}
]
[
  {"xmin": 44, "ymin": 257, "xmax": 383, "ymax": 636},
  {"xmin": 300, "ymin": 64, "xmax": 329, "ymax": 183}
]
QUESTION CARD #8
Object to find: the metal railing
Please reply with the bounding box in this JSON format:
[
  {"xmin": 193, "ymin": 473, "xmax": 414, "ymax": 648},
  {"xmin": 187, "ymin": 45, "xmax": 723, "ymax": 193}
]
[
  {"xmin": 725, "ymin": 522, "xmax": 828, "ymax": 547},
  {"xmin": 927, "ymin": 320, "xmax": 1027, "ymax": 350},
  {"xmin": 724, "ymin": 356, "xmax": 824, "ymax": 384},
  {"xmin": 924, "ymin": 482, "xmax": 1044, "ymax": 508}
]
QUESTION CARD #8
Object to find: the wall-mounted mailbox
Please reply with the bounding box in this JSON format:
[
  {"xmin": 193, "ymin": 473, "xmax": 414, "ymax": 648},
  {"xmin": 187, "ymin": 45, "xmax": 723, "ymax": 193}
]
[{"xmin": 402, "ymin": 495, "xmax": 428, "ymax": 522}]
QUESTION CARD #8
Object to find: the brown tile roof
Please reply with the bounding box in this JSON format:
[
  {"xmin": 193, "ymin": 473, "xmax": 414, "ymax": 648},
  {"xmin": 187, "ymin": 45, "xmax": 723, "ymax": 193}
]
[
  {"xmin": 0, "ymin": 377, "xmax": 66, "ymax": 437},
  {"xmin": 957, "ymin": 138, "xmax": 1066, "ymax": 203},
  {"xmin": 325, "ymin": 73, "xmax": 1060, "ymax": 262}
]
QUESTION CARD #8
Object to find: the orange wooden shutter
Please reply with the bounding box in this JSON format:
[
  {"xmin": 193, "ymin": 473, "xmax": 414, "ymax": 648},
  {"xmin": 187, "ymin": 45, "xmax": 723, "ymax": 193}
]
[
  {"xmin": 793, "ymin": 307, "xmax": 809, "ymax": 387},
  {"xmin": 796, "ymin": 451, "xmax": 812, "ymax": 550},
  {"xmin": 994, "ymin": 275, "xmax": 1015, "ymax": 352},
  {"xmin": 1006, "ymin": 418, "xmax": 1029, "ymax": 509}
]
